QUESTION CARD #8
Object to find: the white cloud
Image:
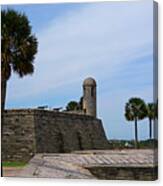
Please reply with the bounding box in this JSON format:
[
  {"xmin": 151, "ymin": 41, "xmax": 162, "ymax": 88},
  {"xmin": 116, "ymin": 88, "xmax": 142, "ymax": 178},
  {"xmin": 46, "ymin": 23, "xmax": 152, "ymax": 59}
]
[
  {"xmin": 6, "ymin": 1, "xmax": 154, "ymax": 139},
  {"xmin": 7, "ymin": 1, "xmax": 153, "ymax": 102}
]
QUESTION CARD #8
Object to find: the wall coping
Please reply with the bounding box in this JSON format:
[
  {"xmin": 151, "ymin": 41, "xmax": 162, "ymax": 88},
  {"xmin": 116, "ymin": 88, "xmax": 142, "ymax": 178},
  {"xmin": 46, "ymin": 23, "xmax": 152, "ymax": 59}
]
[{"xmin": 3, "ymin": 109, "xmax": 101, "ymax": 121}]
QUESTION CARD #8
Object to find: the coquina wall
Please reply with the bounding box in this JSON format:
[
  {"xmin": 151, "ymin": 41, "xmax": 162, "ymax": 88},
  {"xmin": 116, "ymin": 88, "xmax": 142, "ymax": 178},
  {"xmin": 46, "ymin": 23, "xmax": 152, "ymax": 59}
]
[{"xmin": 2, "ymin": 109, "xmax": 108, "ymax": 162}]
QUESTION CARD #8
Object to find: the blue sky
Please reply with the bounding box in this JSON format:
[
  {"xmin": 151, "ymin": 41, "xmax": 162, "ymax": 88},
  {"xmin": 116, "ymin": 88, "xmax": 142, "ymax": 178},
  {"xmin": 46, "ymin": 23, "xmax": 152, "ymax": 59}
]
[{"xmin": 2, "ymin": 0, "xmax": 154, "ymax": 140}]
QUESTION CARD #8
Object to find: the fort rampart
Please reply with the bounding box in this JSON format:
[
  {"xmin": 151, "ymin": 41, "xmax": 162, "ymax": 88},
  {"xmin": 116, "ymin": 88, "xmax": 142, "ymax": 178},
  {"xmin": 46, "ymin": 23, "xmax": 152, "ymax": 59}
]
[{"xmin": 2, "ymin": 109, "xmax": 108, "ymax": 162}]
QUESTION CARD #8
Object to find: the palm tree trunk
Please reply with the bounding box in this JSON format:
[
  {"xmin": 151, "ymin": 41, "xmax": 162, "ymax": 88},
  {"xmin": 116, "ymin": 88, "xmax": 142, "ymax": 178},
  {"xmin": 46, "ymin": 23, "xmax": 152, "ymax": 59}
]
[
  {"xmin": 1, "ymin": 77, "xmax": 7, "ymax": 138},
  {"xmin": 134, "ymin": 118, "xmax": 138, "ymax": 148},
  {"xmin": 149, "ymin": 118, "xmax": 152, "ymax": 139},
  {"xmin": 1, "ymin": 78, "xmax": 7, "ymax": 112}
]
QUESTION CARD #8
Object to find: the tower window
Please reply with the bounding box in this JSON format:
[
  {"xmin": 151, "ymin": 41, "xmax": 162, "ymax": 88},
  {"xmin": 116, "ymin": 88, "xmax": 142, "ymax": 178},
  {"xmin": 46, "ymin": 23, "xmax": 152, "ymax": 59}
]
[
  {"xmin": 84, "ymin": 87, "xmax": 86, "ymax": 96},
  {"xmin": 91, "ymin": 87, "xmax": 94, "ymax": 97}
]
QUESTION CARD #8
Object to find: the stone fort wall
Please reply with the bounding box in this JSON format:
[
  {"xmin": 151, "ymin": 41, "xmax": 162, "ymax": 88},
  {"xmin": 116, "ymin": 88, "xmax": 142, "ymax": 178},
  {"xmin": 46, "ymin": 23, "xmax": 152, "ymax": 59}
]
[{"xmin": 2, "ymin": 109, "xmax": 108, "ymax": 162}]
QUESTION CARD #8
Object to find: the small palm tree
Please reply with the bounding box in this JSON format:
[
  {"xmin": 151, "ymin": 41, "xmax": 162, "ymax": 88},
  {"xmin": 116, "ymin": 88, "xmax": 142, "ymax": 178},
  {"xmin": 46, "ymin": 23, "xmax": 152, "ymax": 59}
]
[
  {"xmin": 66, "ymin": 101, "xmax": 79, "ymax": 111},
  {"xmin": 146, "ymin": 103, "xmax": 156, "ymax": 139},
  {"xmin": 125, "ymin": 98, "xmax": 147, "ymax": 148},
  {"xmin": 1, "ymin": 9, "xmax": 38, "ymax": 111}
]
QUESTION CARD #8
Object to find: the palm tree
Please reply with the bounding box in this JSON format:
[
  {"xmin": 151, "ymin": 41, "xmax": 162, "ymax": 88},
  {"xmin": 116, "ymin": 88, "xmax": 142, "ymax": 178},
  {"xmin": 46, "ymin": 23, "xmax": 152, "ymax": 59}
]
[
  {"xmin": 125, "ymin": 98, "xmax": 147, "ymax": 148},
  {"xmin": 1, "ymin": 9, "xmax": 38, "ymax": 111},
  {"xmin": 146, "ymin": 103, "xmax": 156, "ymax": 139}
]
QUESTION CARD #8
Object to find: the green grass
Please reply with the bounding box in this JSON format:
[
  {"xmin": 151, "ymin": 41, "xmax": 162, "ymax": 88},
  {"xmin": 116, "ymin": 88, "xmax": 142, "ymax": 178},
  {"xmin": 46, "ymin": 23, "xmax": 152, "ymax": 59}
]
[{"xmin": 2, "ymin": 161, "xmax": 27, "ymax": 167}]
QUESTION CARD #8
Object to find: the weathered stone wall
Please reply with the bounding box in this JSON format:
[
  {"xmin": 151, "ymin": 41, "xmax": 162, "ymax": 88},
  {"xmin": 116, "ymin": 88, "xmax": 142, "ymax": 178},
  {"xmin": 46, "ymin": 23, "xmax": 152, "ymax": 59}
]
[
  {"xmin": 87, "ymin": 166, "xmax": 158, "ymax": 180},
  {"xmin": 2, "ymin": 110, "xmax": 36, "ymax": 162},
  {"xmin": 2, "ymin": 109, "xmax": 108, "ymax": 162},
  {"xmin": 62, "ymin": 110, "xmax": 85, "ymax": 115}
]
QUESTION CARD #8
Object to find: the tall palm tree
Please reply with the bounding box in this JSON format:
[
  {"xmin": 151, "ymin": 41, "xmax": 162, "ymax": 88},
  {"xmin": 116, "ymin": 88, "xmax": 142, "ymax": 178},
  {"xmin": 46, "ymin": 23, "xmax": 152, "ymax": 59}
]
[
  {"xmin": 146, "ymin": 103, "xmax": 156, "ymax": 139},
  {"xmin": 1, "ymin": 9, "xmax": 38, "ymax": 111},
  {"xmin": 125, "ymin": 98, "xmax": 147, "ymax": 148}
]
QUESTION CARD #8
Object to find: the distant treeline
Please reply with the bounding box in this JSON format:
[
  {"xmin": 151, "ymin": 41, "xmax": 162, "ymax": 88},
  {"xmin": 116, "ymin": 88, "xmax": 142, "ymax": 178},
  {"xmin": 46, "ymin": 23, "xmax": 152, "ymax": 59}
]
[{"xmin": 108, "ymin": 139, "xmax": 158, "ymax": 149}]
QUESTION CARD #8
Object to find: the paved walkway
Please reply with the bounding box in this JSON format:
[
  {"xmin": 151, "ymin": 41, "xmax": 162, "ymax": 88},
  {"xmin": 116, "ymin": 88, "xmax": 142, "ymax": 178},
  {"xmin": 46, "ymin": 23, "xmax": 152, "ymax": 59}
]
[
  {"xmin": 3, "ymin": 149, "xmax": 157, "ymax": 179},
  {"xmin": 2, "ymin": 167, "xmax": 24, "ymax": 177}
]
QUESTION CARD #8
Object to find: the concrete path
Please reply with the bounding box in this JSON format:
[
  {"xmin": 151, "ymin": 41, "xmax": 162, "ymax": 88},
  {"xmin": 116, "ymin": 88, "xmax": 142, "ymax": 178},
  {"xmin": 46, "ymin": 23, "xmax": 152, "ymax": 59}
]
[{"xmin": 4, "ymin": 149, "xmax": 157, "ymax": 179}]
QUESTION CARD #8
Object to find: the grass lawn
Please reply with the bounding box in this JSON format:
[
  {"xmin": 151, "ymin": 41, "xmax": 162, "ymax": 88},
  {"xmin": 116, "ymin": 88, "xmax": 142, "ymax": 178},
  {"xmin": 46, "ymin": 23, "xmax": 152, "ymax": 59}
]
[{"xmin": 2, "ymin": 162, "xmax": 27, "ymax": 167}]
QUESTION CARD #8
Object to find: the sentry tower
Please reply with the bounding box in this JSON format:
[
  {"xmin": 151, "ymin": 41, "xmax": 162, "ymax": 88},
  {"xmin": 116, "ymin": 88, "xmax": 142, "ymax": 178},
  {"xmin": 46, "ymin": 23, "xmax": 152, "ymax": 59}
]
[{"xmin": 83, "ymin": 77, "xmax": 96, "ymax": 117}]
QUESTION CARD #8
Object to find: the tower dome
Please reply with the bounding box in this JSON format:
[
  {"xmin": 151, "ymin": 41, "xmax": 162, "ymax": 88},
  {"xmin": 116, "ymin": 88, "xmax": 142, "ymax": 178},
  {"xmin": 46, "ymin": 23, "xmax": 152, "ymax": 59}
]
[{"xmin": 83, "ymin": 77, "xmax": 96, "ymax": 86}]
